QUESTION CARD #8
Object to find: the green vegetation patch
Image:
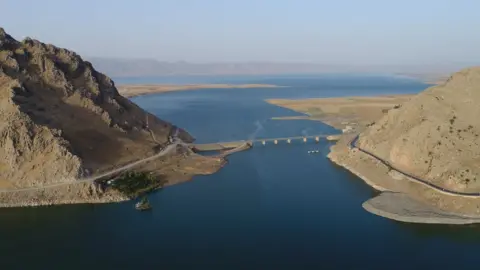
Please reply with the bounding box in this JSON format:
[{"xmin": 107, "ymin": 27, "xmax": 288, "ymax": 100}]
[
  {"xmin": 306, "ymin": 107, "xmax": 324, "ymax": 117},
  {"xmin": 110, "ymin": 171, "xmax": 165, "ymax": 198}
]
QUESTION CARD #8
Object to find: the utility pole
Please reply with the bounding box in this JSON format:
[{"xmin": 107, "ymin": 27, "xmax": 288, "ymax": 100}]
[
  {"xmin": 145, "ymin": 113, "xmax": 149, "ymax": 129},
  {"xmin": 144, "ymin": 112, "xmax": 158, "ymax": 144}
]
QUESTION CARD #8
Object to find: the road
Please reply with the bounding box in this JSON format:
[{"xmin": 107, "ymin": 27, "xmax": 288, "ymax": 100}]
[
  {"xmin": 251, "ymin": 134, "xmax": 329, "ymax": 142},
  {"xmin": 349, "ymin": 135, "xmax": 480, "ymax": 197},
  {"xmin": 194, "ymin": 134, "xmax": 332, "ymax": 147},
  {"xmin": 217, "ymin": 142, "xmax": 251, "ymax": 156},
  {"xmin": 0, "ymin": 143, "xmax": 178, "ymax": 193}
]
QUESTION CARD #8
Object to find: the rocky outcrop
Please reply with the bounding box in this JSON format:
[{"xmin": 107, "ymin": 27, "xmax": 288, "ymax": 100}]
[
  {"xmin": 0, "ymin": 27, "xmax": 193, "ymax": 190},
  {"xmin": 358, "ymin": 67, "xmax": 480, "ymax": 193}
]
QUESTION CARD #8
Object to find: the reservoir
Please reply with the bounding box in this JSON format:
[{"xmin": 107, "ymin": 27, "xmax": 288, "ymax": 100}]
[{"xmin": 2, "ymin": 75, "xmax": 480, "ymax": 269}]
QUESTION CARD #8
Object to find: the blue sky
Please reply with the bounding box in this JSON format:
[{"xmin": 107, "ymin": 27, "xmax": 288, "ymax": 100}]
[{"xmin": 2, "ymin": 0, "xmax": 479, "ymax": 66}]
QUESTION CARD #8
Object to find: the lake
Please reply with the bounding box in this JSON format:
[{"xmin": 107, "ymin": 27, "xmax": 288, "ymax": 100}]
[{"xmin": 2, "ymin": 74, "xmax": 480, "ymax": 270}]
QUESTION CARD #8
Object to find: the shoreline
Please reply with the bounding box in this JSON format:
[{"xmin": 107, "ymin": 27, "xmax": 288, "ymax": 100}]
[
  {"xmin": 266, "ymin": 95, "xmax": 414, "ymax": 131},
  {"xmin": 118, "ymin": 83, "xmax": 285, "ymax": 98},
  {"xmin": 0, "ymin": 144, "xmax": 231, "ymax": 208},
  {"xmin": 327, "ymin": 135, "xmax": 480, "ymax": 223},
  {"xmin": 362, "ymin": 192, "xmax": 480, "ymax": 225},
  {"xmin": 269, "ymin": 95, "xmax": 480, "ymax": 224},
  {"xmin": 6, "ymin": 89, "xmax": 474, "ymax": 218},
  {"xmin": 0, "ymin": 138, "xmax": 253, "ymax": 208},
  {"xmin": 0, "ymin": 83, "xmax": 256, "ymax": 208}
]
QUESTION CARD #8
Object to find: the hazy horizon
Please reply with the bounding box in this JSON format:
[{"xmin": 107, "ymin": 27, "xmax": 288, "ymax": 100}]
[{"xmin": 3, "ymin": 0, "xmax": 480, "ymax": 70}]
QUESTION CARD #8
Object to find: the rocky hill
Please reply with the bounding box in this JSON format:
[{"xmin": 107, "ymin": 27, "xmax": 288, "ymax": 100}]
[
  {"xmin": 358, "ymin": 67, "xmax": 480, "ymax": 193},
  {"xmin": 0, "ymin": 27, "xmax": 193, "ymax": 190}
]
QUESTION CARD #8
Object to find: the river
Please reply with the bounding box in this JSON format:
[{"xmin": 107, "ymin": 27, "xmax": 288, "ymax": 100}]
[{"xmin": 2, "ymin": 74, "xmax": 480, "ymax": 269}]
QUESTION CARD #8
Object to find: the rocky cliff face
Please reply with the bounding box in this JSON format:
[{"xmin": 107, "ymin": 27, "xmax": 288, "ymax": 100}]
[
  {"xmin": 0, "ymin": 27, "xmax": 193, "ymax": 189},
  {"xmin": 358, "ymin": 67, "xmax": 480, "ymax": 192}
]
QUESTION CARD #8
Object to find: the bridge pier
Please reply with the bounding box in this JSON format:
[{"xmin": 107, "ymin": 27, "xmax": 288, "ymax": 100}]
[
  {"xmin": 262, "ymin": 141, "xmax": 266, "ymax": 145},
  {"xmin": 287, "ymin": 139, "xmax": 291, "ymax": 144},
  {"xmin": 274, "ymin": 140, "xmax": 278, "ymax": 145},
  {"xmin": 303, "ymin": 137, "xmax": 307, "ymax": 143}
]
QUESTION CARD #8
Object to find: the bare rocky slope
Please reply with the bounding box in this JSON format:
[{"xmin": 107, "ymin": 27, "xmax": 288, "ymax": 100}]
[
  {"xmin": 0, "ymin": 27, "xmax": 193, "ymax": 190},
  {"xmin": 358, "ymin": 67, "xmax": 480, "ymax": 193}
]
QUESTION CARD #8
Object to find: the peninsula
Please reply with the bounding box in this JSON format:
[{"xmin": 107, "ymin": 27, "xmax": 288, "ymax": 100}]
[
  {"xmin": 269, "ymin": 67, "xmax": 480, "ymax": 224},
  {"xmin": 0, "ymin": 27, "xmax": 242, "ymax": 207},
  {"xmin": 118, "ymin": 84, "xmax": 282, "ymax": 98},
  {"xmin": 267, "ymin": 95, "xmax": 414, "ymax": 132}
]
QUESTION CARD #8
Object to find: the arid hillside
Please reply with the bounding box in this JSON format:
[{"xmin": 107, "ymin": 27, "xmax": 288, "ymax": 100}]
[
  {"xmin": 358, "ymin": 67, "xmax": 480, "ymax": 193},
  {"xmin": 0, "ymin": 27, "xmax": 193, "ymax": 189}
]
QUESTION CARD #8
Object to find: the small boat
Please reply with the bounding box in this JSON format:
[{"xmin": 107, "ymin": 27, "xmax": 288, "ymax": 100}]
[{"xmin": 135, "ymin": 196, "xmax": 152, "ymax": 211}]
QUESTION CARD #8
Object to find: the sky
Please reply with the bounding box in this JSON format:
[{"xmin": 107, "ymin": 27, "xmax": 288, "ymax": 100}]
[{"xmin": 2, "ymin": 0, "xmax": 480, "ymax": 67}]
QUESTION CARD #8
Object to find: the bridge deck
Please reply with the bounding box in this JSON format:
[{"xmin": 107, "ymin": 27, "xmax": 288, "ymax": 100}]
[
  {"xmin": 252, "ymin": 134, "xmax": 329, "ymax": 142},
  {"xmin": 191, "ymin": 134, "xmax": 332, "ymax": 150}
]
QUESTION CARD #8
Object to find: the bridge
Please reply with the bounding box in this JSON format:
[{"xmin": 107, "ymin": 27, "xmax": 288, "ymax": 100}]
[{"xmin": 191, "ymin": 134, "xmax": 334, "ymax": 152}]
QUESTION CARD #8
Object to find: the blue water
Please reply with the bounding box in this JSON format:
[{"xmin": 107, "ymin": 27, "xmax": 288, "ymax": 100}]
[
  {"xmin": 2, "ymin": 75, "xmax": 480, "ymax": 270},
  {"xmin": 114, "ymin": 73, "xmax": 422, "ymax": 87},
  {"xmin": 131, "ymin": 74, "xmax": 426, "ymax": 143}
]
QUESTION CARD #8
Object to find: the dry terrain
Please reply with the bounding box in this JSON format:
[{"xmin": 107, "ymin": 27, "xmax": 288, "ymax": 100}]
[
  {"xmin": 267, "ymin": 95, "xmax": 413, "ymax": 131},
  {"xmin": 327, "ymin": 68, "xmax": 480, "ymax": 219},
  {"xmin": 328, "ymin": 134, "xmax": 480, "ymax": 218},
  {"xmin": 118, "ymin": 84, "xmax": 281, "ymax": 97},
  {"xmin": 362, "ymin": 192, "xmax": 480, "ymax": 224},
  {"xmin": 398, "ymin": 73, "xmax": 450, "ymax": 85},
  {"xmin": 0, "ymin": 27, "xmax": 228, "ymax": 207},
  {"xmin": 270, "ymin": 68, "xmax": 480, "ymax": 221},
  {"xmin": 358, "ymin": 67, "xmax": 480, "ymax": 194}
]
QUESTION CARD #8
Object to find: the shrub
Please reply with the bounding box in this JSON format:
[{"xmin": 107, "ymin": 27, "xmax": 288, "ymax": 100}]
[{"xmin": 111, "ymin": 171, "xmax": 165, "ymax": 198}]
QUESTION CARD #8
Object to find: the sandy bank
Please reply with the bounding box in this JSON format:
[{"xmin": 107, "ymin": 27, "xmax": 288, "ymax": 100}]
[
  {"xmin": 0, "ymin": 146, "xmax": 227, "ymax": 208},
  {"xmin": 118, "ymin": 84, "xmax": 283, "ymax": 97},
  {"xmin": 395, "ymin": 73, "xmax": 449, "ymax": 85},
  {"xmin": 267, "ymin": 95, "xmax": 413, "ymax": 131},
  {"xmin": 328, "ymin": 135, "xmax": 480, "ymax": 220},
  {"xmin": 363, "ymin": 192, "xmax": 480, "ymax": 224},
  {"xmin": 270, "ymin": 95, "xmax": 480, "ymax": 223}
]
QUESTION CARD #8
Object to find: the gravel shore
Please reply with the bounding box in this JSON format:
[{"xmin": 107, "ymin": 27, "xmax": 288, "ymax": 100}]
[{"xmin": 363, "ymin": 192, "xmax": 480, "ymax": 224}]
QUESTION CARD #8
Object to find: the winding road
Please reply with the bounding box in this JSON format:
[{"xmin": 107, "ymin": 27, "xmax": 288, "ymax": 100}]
[
  {"xmin": 349, "ymin": 135, "xmax": 480, "ymax": 197},
  {"xmin": 0, "ymin": 143, "xmax": 178, "ymax": 193}
]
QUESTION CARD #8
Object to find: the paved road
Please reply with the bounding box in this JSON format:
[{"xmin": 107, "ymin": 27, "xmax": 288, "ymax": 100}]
[
  {"xmin": 251, "ymin": 134, "xmax": 329, "ymax": 142},
  {"xmin": 0, "ymin": 143, "xmax": 178, "ymax": 193},
  {"xmin": 350, "ymin": 135, "xmax": 480, "ymax": 197},
  {"xmin": 218, "ymin": 142, "xmax": 251, "ymax": 156}
]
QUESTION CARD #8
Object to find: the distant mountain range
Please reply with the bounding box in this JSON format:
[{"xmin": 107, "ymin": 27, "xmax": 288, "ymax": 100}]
[
  {"xmin": 87, "ymin": 57, "xmax": 476, "ymax": 83},
  {"xmin": 87, "ymin": 58, "xmax": 350, "ymax": 77}
]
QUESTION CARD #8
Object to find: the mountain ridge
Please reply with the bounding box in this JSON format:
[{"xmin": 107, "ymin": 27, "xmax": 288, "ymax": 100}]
[
  {"xmin": 0, "ymin": 27, "xmax": 192, "ymax": 191},
  {"xmin": 358, "ymin": 67, "xmax": 480, "ymax": 193},
  {"xmin": 88, "ymin": 57, "xmax": 471, "ymax": 84}
]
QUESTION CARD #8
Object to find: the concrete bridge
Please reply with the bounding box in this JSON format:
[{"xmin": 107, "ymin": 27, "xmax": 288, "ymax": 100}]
[{"xmin": 191, "ymin": 134, "xmax": 332, "ymax": 151}]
